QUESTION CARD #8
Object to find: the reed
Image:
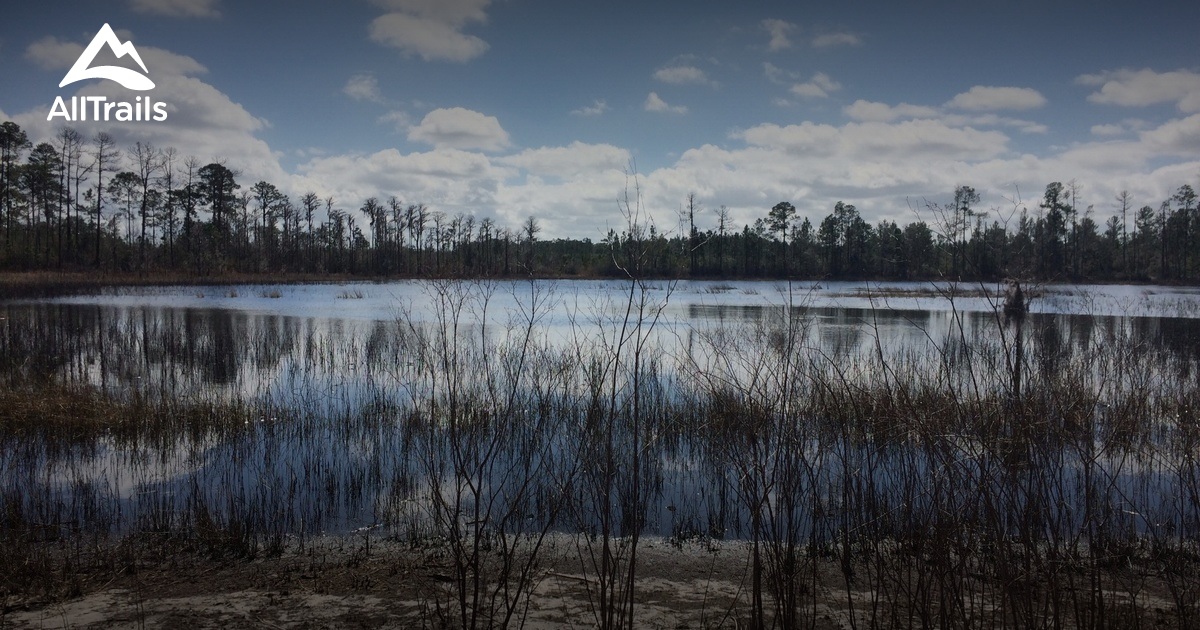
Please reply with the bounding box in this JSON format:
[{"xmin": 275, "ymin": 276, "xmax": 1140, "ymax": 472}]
[{"xmin": 1, "ymin": 280, "xmax": 1198, "ymax": 628}]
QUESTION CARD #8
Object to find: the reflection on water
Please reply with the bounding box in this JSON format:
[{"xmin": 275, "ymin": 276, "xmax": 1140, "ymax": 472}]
[
  {"xmin": 6, "ymin": 287, "xmax": 1200, "ymax": 398},
  {"xmin": 2, "ymin": 280, "xmax": 1199, "ymax": 540}
]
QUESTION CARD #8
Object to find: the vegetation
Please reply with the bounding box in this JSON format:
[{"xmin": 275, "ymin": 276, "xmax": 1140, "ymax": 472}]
[
  {"xmin": 3, "ymin": 274, "xmax": 1200, "ymax": 627},
  {"xmin": 3, "ymin": 120, "xmax": 1200, "ymax": 284},
  {"xmin": 4, "ymin": 119, "xmax": 1200, "ymax": 627}
]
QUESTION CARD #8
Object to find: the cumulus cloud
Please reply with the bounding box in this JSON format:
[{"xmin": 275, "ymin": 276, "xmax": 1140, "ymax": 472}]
[
  {"xmin": 763, "ymin": 62, "xmax": 795, "ymax": 85},
  {"xmin": 12, "ymin": 34, "xmax": 283, "ymax": 187},
  {"xmin": 1078, "ymin": 68, "xmax": 1200, "ymax": 112},
  {"xmin": 790, "ymin": 72, "xmax": 841, "ymax": 99},
  {"xmin": 737, "ymin": 119, "xmax": 1010, "ymax": 161},
  {"xmin": 762, "ymin": 19, "xmax": 796, "ymax": 52},
  {"xmin": 368, "ymin": 0, "xmax": 491, "ymax": 62},
  {"xmin": 130, "ymin": 0, "xmax": 219, "ymax": 18},
  {"xmin": 1140, "ymin": 113, "xmax": 1200, "ymax": 154},
  {"xmin": 638, "ymin": 122, "xmax": 1181, "ymax": 236},
  {"xmin": 1088, "ymin": 118, "xmax": 1147, "ymax": 138},
  {"xmin": 296, "ymin": 146, "xmax": 512, "ymax": 213},
  {"xmin": 343, "ymin": 74, "xmax": 382, "ymax": 102},
  {"xmin": 25, "ymin": 36, "xmax": 91, "ymax": 70},
  {"xmin": 26, "ymin": 34, "xmax": 207, "ymax": 77},
  {"xmin": 371, "ymin": 0, "xmax": 488, "ymax": 24},
  {"xmin": 499, "ymin": 142, "xmax": 630, "ymax": 179},
  {"xmin": 407, "ymin": 107, "xmax": 510, "ymax": 151},
  {"xmin": 811, "ymin": 32, "xmax": 861, "ymax": 48},
  {"xmin": 843, "ymin": 100, "xmax": 939, "ymax": 122},
  {"xmin": 939, "ymin": 113, "xmax": 1048, "ymax": 134},
  {"xmin": 844, "ymin": 99, "xmax": 1046, "ymax": 134},
  {"xmin": 1091, "ymin": 124, "xmax": 1125, "ymax": 136},
  {"xmin": 653, "ymin": 65, "xmax": 716, "ymax": 87},
  {"xmin": 645, "ymin": 92, "xmax": 687, "ymax": 114},
  {"xmin": 378, "ymin": 110, "xmax": 411, "ymax": 130},
  {"xmin": 295, "ymin": 142, "xmax": 635, "ymax": 239},
  {"xmin": 571, "ymin": 100, "xmax": 609, "ymax": 117},
  {"xmin": 946, "ymin": 86, "xmax": 1047, "ymax": 111},
  {"xmin": 11, "ymin": 25, "xmax": 1197, "ymax": 244}
]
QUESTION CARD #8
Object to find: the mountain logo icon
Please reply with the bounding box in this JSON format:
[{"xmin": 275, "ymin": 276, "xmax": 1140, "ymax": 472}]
[{"xmin": 59, "ymin": 24, "xmax": 155, "ymax": 91}]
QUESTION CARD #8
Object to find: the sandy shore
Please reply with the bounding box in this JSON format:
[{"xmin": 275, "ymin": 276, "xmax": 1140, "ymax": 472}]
[{"xmin": 2, "ymin": 534, "xmax": 884, "ymax": 629}]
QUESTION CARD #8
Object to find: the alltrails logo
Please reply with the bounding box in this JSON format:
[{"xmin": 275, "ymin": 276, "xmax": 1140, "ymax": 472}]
[{"xmin": 47, "ymin": 24, "xmax": 169, "ymax": 122}]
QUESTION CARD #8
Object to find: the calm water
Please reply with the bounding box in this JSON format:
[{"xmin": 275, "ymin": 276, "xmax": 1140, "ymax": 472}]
[
  {"xmin": 4, "ymin": 279, "xmax": 1199, "ymax": 398},
  {"xmin": 2, "ymin": 279, "xmax": 1199, "ymax": 540}
]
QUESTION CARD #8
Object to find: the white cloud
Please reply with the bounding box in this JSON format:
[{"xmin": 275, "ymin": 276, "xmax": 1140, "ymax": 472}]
[
  {"xmin": 25, "ymin": 35, "xmax": 207, "ymax": 77},
  {"xmin": 939, "ymin": 113, "xmax": 1048, "ymax": 134},
  {"xmin": 843, "ymin": 99, "xmax": 939, "ymax": 122},
  {"xmin": 738, "ymin": 119, "xmax": 1010, "ymax": 161},
  {"xmin": 1088, "ymin": 118, "xmax": 1148, "ymax": 138},
  {"xmin": 790, "ymin": 72, "xmax": 841, "ymax": 99},
  {"xmin": 368, "ymin": 0, "xmax": 491, "ymax": 62},
  {"xmin": 25, "ymin": 36, "xmax": 87, "ymax": 70},
  {"xmin": 761, "ymin": 19, "xmax": 796, "ymax": 52},
  {"xmin": 295, "ymin": 143, "xmax": 633, "ymax": 240},
  {"xmin": 1078, "ymin": 68, "xmax": 1200, "ymax": 113},
  {"xmin": 946, "ymin": 86, "xmax": 1047, "ymax": 111},
  {"xmin": 1091, "ymin": 124, "xmax": 1125, "ymax": 136},
  {"xmin": 12, "ymin": 25, "xmax": 1199, "ymax": 244},
  {"xmin": 1140, "ymin": 113, "xmax": 1200, "ymax": 154},
  {"xmin": 343, "ymin": 74, "xmax": 382, "ymax": 102},
  {"xmin": 296, "ymin": 147, "xmax": 512, "ymax": 213},
  {"xmin": 499, "ymin": 142, "xmax": 630, "ymax": 179},
  {"xmin": 369, "ymin": 13, "xmax": 489, "ymax": 62},
  {"xmin": 407, "ymin": 107, "xmax": 510, "ymax": 151},
  {"xmin": 645, "ymin": 92, "xmax": 687, "ymax": 114},
  {"xmin": 811, "ymin": 32, "xmax": 861, "ymax": 48},
  {"xmin": 12, "ymin": 36, "xmax": 282, "ymax": 189},
  {"xmin": 371, "ymin": 0, "xmax": 489, "ymax": 24},
  {"xmin": 130, "ymin": 0, "xmax": 219, "ymax": 18},
  {"xmin": 571, "ymin": 100, "xmax": 609, "ymax": 117},
  {"xmin": 638, "ymin": 124, "xmax": 1184, "ymax": 236},
  {"xmin": 844, "ymin": 99, "xmax": 1045, "ymax": 133},
  {"xmin": 763, "ymin": 62, "xmax": 795, "ymax": 85},
  {"xmin": 653, "ymin": 65, "xmax": 716, "ymax": 87},
  {"xmin": 378, "ymin": 110, "xmax": 411, "ymax": 130}
]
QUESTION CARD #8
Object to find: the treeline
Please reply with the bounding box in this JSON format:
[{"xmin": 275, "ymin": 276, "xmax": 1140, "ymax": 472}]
[{"xmin": 2, "ymin": 120, "xmax": 1199, "ymax": 283}]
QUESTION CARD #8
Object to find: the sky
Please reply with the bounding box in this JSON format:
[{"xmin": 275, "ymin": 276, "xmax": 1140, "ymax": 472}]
[{"xmin": 2, "ymin": 0, "xmax": 1199, "ymax": 240}]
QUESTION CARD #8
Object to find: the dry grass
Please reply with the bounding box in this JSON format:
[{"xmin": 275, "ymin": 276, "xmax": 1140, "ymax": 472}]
[{"xmin": 2, "ymin": 277, "xmax": 1199, "ymax": 628}]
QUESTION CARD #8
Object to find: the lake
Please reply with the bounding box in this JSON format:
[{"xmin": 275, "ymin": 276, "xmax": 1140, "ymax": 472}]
[{"xmin": 2, "ymin": 279, "xmax": 1199, "ymax": 542}]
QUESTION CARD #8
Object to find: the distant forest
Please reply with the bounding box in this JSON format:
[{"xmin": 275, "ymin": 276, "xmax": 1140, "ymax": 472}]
[{"xmin": 3, "ymin": 120, "xmax": 1199, "ymax": 283}]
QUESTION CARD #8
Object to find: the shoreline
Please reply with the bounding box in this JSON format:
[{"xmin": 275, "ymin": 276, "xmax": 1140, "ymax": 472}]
[
  {"xmin": 4, "ymin": 270, "xmax": 1196, "ymax": 300},
  {"xmin": 3, "ymin": 533, "xmax": 1185, "ymax": 629}
]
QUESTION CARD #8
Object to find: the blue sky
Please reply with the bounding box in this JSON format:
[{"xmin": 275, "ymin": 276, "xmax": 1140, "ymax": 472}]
[{"xmin": 3, "ymin": 0, "xmax": 1199, "ymax": 239}]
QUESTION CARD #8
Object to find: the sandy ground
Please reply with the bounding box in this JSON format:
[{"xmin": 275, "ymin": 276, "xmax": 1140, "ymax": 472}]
[
  {"xmin": 0, "ymin": 534, "xmax": 867, "ymax": 629},
  {"xmin": 1, "ymin": 534, "xmax": 1185, "ymax": 629}
]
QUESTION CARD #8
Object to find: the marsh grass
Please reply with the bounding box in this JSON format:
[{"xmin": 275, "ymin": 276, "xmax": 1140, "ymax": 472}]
[{"xmin": 1, "ymin": 280, "xmax": 1199, "ymax": 628}]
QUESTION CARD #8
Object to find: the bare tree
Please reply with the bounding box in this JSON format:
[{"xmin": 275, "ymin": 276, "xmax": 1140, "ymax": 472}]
[
  {"xmin": 1114, "ymin": 190, "xmax": 1131, "ymax": 276},
  {"xmin": 521, "ymin": 216, "xmax": 540, "ymax": 273},
  {"xmin": 55, "ymin": 127, "xmax": 85, "ymax": 266},
  {"xmin": 159, "ymin": 148, "xmax": 178, "ymax": 266},
  {"xmin": 131, "ymin": 142, "xmax": 164, "ymax": 268},
  {"xmin": 89, "ymin": 132, "xmax": 120, "ymax": 267}
]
